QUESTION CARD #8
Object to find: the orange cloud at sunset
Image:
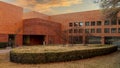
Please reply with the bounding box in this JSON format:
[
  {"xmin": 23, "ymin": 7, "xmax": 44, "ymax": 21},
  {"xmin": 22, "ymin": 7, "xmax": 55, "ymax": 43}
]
[{"xmin": 13, "ymin": 0, "xmax": 82, "ymax": 13}]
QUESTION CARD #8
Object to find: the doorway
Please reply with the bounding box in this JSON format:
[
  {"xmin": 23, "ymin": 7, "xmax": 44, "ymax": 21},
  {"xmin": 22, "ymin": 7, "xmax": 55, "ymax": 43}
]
[
  {"xmin": 23, "ymin": 35, "xmax": 45, "ymax": 45},
  {"xmin": 8, "ymin": 34, "xmax": 15, "ymax": 47}
]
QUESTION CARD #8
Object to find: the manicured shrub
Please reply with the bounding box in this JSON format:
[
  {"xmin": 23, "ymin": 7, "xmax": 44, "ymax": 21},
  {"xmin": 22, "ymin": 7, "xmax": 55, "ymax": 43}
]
[
  {"xmin": 10, "ymin": 45, "xmax": 117, "ymax": 64},
  {"xmin": 0, "ymin": 42, "xmax": 8, "ymax": 48}
]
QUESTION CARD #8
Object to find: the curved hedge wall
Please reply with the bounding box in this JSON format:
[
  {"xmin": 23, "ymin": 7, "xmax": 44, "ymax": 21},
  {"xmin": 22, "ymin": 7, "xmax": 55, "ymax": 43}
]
[{"xmin": 10, "ymin": 46, "xmax": 117, "ymax": 64}]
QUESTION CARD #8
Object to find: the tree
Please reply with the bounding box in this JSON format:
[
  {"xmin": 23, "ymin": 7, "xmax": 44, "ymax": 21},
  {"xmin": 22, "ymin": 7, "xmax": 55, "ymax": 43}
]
[
  {"xmin": 54, "ymin": 29, "xmax": 69, "ymax": 46},
  {"xmin": 100, "ymin": 0, "xmax": 120, "ymax": 20}
]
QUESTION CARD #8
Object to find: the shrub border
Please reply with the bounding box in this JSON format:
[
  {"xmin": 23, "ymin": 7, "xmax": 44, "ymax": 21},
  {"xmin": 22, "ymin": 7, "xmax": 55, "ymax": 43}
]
[{"xmin": 10, "ymin": 46, "xmax": 117, "ymax": 64}]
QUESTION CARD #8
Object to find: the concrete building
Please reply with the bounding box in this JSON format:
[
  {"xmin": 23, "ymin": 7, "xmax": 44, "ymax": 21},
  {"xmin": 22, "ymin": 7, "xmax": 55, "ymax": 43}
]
[{"xmin": 0, "ymin": 1, "xmax": 120, "ymax": 46}]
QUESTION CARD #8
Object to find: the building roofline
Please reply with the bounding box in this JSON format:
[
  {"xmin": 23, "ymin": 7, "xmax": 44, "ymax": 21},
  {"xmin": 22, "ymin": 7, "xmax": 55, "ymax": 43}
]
[
  {"xmin": 51, "ymin": 9, "xmax": 102, "ymax": 16},
  {"xmin": 0, "ymin": 1, "xmax": 23, "ymax": 9},
  {"xmin": 23, "ymin": 18, "xmax": 61, "ymax": 25}
]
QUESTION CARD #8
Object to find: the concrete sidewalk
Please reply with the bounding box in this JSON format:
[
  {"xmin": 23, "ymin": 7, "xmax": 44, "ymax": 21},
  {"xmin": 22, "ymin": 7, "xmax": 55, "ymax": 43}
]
[{"xmin": 0, "ymin": 47, "xmax": 11, "ymax": 53}]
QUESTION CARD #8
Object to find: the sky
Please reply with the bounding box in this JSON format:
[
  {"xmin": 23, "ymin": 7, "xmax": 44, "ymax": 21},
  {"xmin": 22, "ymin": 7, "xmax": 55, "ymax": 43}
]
[{"xmin": 0, "ymin": 0, "xmax": 100, "ymax": 15}]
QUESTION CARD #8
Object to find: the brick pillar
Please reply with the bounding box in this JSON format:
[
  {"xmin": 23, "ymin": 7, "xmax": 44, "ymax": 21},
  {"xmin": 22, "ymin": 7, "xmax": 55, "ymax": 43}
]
[
  {"xmin": 15, "ymin": 34, "xmax": 23, "ymax": 46},
  {"xmin": 45, "ymin": 35, "xmax": 48, "ymax": 45},
  {"xmin": 101, "ymin": 36, "xmax": 105, "ymax": 45},
  {"xmin": 83, "ymin": 36, "xmax": 86, "ymax": 45}
]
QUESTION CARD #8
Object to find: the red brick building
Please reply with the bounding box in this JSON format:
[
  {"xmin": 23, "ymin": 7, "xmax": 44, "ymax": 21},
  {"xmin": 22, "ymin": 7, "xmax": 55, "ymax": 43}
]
[
  {"xmin": 0, "ymin": 1, "xmax": 120, "ymax": 46},
  {"xmin": 0, "ymin": 1, "xmax": 23, "ymax": 46}
]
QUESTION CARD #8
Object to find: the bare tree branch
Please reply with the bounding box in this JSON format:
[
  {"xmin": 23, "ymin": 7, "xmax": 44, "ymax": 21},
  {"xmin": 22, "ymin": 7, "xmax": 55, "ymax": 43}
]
[{"xmin": 100, "ymin": 0, "xmax": 120, "ymax": 20}]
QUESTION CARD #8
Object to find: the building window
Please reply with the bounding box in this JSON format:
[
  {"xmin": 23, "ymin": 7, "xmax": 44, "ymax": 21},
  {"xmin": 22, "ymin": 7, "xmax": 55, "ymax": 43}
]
[
  {"xmin": 74, "ymin": 22, "xmax": 78, "ymax": 27},
  {"xmin": 85, "ymin": 22, "xmax": 90, "ymax": 26},
  {"xmin": 79, "ymin": 29, "xmax": 83, "ymax": 33},
  {"xmin": 91, "ymin": 29, "xmax": 95, "ymax": 33},
  {"xmin": 111, "ymin": 19, "xmax": 117, "ymax": 25},
  {"xmin": 118, "ymin": 28, "xmax": 120, "ymax": 33},
  {"xmin": 104, "ymin": 20, "xmax": 110, "ymax": 25},
  {"xmin": 111, "ymin": 28, "xmax": 117, "ymax": 33},
  {"xmin": 85, "ymin": 29, "xmax": 89, "ymax": 33},
  {"xmin": 118, "ymin": 19, "xmax": 120, "ymax": 25},
  {"xmin": 97, "ymin": 21, "xmax": 101, "ymax": 26},
  {"xmin": 96, "ymin": 28, "xmax": 101, "ymax": 33},
  {"xmin": 91, "ymin": 21, "xmax": 95, "ymax": 26},
  {"xmin": 87, "ymin": 36, "xmax": 101, "ymax": 44},
  {"xmin": 74, "ymin": 29, "xmax": 78, "ymax": 33},
  {"xmin": 104, "ymin": 28, "xmax": 110, "ymax": 33},
  {"xmin": 79, "ymin": 22, "xmax": 83, "ymax": 26},
  {"xmin": 69, "ymin": 23, "xmax": 73, "ymax": 27},
  {"xmin": 69, "ymin": 29, "xmax": 73, "ymax": 33}
]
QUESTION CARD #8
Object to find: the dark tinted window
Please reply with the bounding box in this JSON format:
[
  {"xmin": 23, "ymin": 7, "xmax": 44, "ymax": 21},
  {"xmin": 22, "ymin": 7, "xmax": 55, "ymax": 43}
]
[
  {"xmin": 79, "ymin": 29, "xmax": 83, "ymax": 33},
  {"xmin": 118, "ymin": 28, "xmax": 120, "ymax": 33},
  {"xmin": 104, "ymin": 28, "xmax": 110, "ymax": 33},
  {"xmin": 111, "ymin": 20, "xmax": 117, "ymax": 25},
  {"xmin": 85, "ymin": 22, "xmax": 90, "ymax": 26},
  {"xmin": 96, "ymin": 28, "xmax": 101, "ymax": 33},
  {"xmin": 69, "ymin": 29, "xmax": 73, "ymax": 33},
  {"xmin": 104, "ymin": 20, "xmax": 110, "ymax": 25},
  {"xmin": 91, "ymin": 21, "xmax": 95, "ymax": 26},
  {"xmin": 91, "ymin": 29, "xmax": 95, "ymax": 33},
  {"xmin": 74, "ymin": 22, "xmax": 78, "ymax": 27},
  {"xmin": 118, "ymin": 19, "xmax": 120, "ymax": 25},
  {"xmin": 97, "ymin": 21, "xmax": 101, "ymax": 26},
  {"xmin": 111, "ymin": 28, "xmax": 117, "ymax": 33},
  {"xmin": 69, "ymin": 23, "xmax": 73, "ymax": 27},
  {"xmin": 85, "ymin": 29, "xmax": 90, "ymax": 33}
]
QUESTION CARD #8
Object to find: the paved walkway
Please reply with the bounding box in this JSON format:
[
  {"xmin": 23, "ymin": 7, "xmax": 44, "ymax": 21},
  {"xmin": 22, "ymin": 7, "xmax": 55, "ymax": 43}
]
[{"xmin": 0, "ymin": 47, "xmax": 11, "ymax": 53}]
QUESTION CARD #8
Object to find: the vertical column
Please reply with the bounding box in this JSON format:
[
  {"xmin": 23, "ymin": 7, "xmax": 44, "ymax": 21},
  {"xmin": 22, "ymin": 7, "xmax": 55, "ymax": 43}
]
[
  {"xmin": 15, "ymin": 34, "xmax": 23, "ymax": 46},
  {"xmin": 101, "ymin": 36, "xmax": 105, "ymax": 45},
  {"xmin": 45, "ymin": 35, "xmax": 49, "ymax": 45},
  {"xmin": 83, "ymin": 36, "xmax": 86, "ymax": 45}
]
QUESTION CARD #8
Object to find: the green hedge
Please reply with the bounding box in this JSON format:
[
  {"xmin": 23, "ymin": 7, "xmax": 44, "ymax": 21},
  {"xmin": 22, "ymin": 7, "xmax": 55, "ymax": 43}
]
[
  {"xmin": 0, "ymin": 42, "xmax": 8, "ymax": 48},
  {"xmin": 10, "ymin": 46, "xmax": 117, "ymax": 64}
]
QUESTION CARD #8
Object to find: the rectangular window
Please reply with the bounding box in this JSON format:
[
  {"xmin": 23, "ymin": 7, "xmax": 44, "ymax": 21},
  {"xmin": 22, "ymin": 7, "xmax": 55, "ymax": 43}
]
[
  {"xmin": 97, "ymin": 21, "xmax": 101, "ymax": 26},
  {"xmin": 111, "ymin": 19, "xmax": 117, "ymax": 25},
  {"xmin": 69, "ymin": 29, "xmax": 73, "ymax": 33},
  {"xmin": 74, "ymin": 29, "xmax": 78, "ymax": 33},
  {"xmin": 74, "ymin": 22, "xmax": 78, "ymax": 27},
  {"xmin": 111, "ymin": 28, "xmax": 117, "ymax": 33},
  {"xmin": 118, "ymin": 19, "xmax": 120, "ymax": 25},
  {"xmin": 85, "ymin": 29, "xmax": 89, "ymax": 33},
  {"xmin": 69, "ymin": 23, "xmax": 73, "ymax": 27},
  {"xmin": 91, "ymin": 21, "xmax": 95, "ymax": 26},
  {"xmin": 104, "ymin": 28, "xmax": 110, "ymax": 33},
  {"xmin": 79, "ymin": 22, "xmax": 83, "ymax": 26},
  {"xmin": 85, "ymin": 22, "xmax": 90, "ymax": 26},
  {"xmin": 79, "ymin": 29, "xmax": 83, "ymax": 33},
  {"xmin": 91, "ymin": 29, "xmax": 95, "ymax": 33},
  {"xmin": 118, "ymin": 28, "xmax": 120, "ymax": 33},
  {"xmin": 104, "ymin": 20, "xmax": 110, "ymax": 25},
  {"xmin": 96, "ymin": 28, "xmax": 101, "ymax": 33}
]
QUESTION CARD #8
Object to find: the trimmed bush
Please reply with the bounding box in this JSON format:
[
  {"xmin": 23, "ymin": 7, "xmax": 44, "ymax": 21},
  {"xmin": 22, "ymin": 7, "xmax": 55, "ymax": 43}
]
[
  {"xmin": 10, "ymin": 45, "xmax": 117, "ymax": 64},
  {"xmin": 0, "ymin": 42, "xmax": 8, "ymax": 48}
]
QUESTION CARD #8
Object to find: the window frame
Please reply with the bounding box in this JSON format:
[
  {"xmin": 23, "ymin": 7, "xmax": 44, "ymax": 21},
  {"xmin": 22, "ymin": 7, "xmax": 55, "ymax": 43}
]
[
  {"xmin": 96, "ymin": 28, "xmax": 101, "ymax": 33},
  {"xmin": 111, "ymin": 28, "xmax": 117, "ymax": 33},
  {"xmin": 91, "ymin": 21, "xmax": 95, "ymax": 26},
  {"xmin": 104, "ymin": 28, "xmax": 110, "ymax": 33},
  {"xmin": 97, "ymin": 21, "xmax": 102, "ymax": 26}
]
